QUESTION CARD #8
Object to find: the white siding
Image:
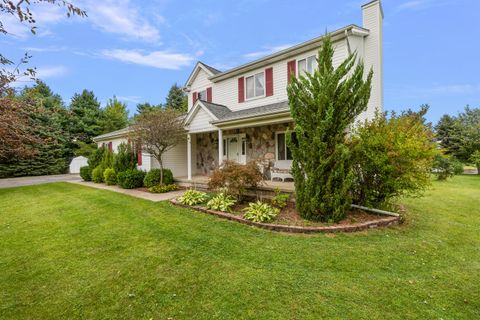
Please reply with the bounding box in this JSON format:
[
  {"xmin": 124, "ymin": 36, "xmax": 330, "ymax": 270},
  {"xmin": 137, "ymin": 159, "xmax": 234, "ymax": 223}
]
[
  {"xmin": 188, "ymin": 69, "xmax": 213, "ymax": 111},
  {"xmin": 150, "ymin": 141, "xmax": 188, "ymax": 177},
  {"xmin": 187, "ymin": 107, "xmax": 217, "ymax": 133},
  {"xmin": 211, "ymin": 41, "xmax": 347, "ymax": 112},
  {"xmin": 362, "ymin": 0, "xmax": 384, "ymax": 120}
]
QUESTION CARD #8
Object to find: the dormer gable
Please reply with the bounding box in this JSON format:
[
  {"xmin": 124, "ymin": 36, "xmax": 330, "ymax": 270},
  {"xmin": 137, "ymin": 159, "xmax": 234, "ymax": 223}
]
[{"xmin": 184, "ymin": 61, "xmax": 221, "ymax": 88}]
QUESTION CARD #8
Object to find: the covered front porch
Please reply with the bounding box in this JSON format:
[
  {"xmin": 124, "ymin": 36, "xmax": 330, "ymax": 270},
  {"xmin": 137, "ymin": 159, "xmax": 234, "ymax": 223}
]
[
  {"xmin": 184, "ymin": 99, "xmax": 297, "ymax": 184},
  {"xmin": 176, "ymin": 174, "xmax": 295, "ymax": 193}
]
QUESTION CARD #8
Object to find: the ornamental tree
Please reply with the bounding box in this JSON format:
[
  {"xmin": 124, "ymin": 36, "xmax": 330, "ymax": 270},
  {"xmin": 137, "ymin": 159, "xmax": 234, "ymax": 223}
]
[
  {"xmin": 130, "ymin": 108, "xmax": 185, "ymax": 184},
  {"xmin": 287, "ymin": 35, "xmax": 372, "ymax": 222}
]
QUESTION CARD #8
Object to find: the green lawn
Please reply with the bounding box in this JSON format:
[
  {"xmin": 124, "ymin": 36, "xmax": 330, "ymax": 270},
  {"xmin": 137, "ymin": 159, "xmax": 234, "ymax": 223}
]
[{"xmin": 0, "ymin": 177, "xmax": 479, "ymax": 319}]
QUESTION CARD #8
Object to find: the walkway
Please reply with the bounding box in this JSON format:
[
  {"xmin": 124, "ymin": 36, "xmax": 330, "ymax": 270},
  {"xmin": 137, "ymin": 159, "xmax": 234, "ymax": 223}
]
[
  {"xmin": 69, "ymin": 181, "xmax": 184, "ymax": 202},
  {"xmin": 0, "ymin": 174, "xmax": 81, "ymax": 189}
]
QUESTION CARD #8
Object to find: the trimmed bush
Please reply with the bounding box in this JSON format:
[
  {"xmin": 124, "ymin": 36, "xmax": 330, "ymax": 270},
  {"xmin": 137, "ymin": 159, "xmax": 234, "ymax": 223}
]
[
  {"xmin": 103, "ymin": 168, "xmax": 117, "ymax": 185},
  {"xmin": 148, "ymin": 184, "xmax": 178, "ymax": 193},
  {"xmin": 91, "ymin": 165, "xmax": 104, "ymax": 183},
  {"xmin": 117, "ymin": 169, "xmax": 145, "ymax": 189},
  {"xmin": 79, "ymin": 166, "xmax": 92, "ymax": 181},
  {"xmin": 143, "ymin": 168, "xmax": 174, "ymax": 188},
  {"xmin": 243, "ymin": 201, "xmax": 279, "ymax": 223},
  {"xmin": 208, "ymin": 160, "xmax": 263, "ymax": 201}
]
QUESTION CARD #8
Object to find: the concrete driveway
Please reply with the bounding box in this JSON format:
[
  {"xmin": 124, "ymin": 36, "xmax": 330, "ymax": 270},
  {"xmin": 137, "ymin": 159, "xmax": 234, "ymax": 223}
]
[{"xmin": 0, "ymin": 174, "xmax": 81, "ymax": 189}]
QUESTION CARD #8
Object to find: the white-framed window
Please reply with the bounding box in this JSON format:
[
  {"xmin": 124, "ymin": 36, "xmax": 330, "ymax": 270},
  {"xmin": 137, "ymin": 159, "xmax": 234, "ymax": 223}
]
[
  {"xmin": 245, "ymin": 72, "xmax": 265, "ymax": 100},
  {"xmin": 197, "ymin": 89, "xmax": 207, "ymax": 101},
  {"xmin": 276, "ymin": 132, "xmax": 296, "ymax": 161},
  {"xmin": 298, "ymin": 55, "xmax": 317, "ymax": 76}
]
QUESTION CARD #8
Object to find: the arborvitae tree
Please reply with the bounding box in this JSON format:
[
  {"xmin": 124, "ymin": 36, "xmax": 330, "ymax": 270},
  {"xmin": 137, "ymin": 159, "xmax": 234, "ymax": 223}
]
[
  {"xmin": 165, "ymin": 83, "xmax": 187, "ymax": 112},
  {"xmin": 69, "ymin": 89, "xmax": 103, "ymax": 143},
  {"xmin": 99, "ymin": 96, "xmax": 129, "ymax": 134},
  {"xmin": 287, "ymin": 35, "xmax": 373, "ymax": 222},
  {"xmin": 113, "ymin": 143, "xmax": 137, "ymax": 173}
]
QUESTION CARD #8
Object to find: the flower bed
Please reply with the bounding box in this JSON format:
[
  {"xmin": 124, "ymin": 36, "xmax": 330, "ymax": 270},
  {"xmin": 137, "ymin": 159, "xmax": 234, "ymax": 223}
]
[{"xmin": 170, "ymin": 198, "xmax": 400, "ymax": 234}]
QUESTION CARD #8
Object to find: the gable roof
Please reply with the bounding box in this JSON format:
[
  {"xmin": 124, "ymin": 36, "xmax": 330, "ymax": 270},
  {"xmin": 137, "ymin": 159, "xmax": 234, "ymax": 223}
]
[
  {"xmin": 93, "ymin": 127, "xmax": 132, "ymax": 142},
  {"xmin": 184, "ymin": 61, "xmax": 221, "ymax": 87}
]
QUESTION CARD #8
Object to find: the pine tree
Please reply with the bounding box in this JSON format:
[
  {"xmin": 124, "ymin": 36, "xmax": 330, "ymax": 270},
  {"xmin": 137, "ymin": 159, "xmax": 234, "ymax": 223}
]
[
  {"xmin": 100, "ymin": 96, "xmax": 129, "ymax": 133},
  {"xmin": 69, "ymin": 89, "xmax": 102, "ymax": 143},
  {"xmin": 287, "ymin": 35, "xmax": 373, "ymax": 222},
  {"xmin": 165, "ymin": 83, "xmax": 187, "ymax": 112},
  {"xmin": 135, "ymin": 102, "xmax": 162, "ymax": 116}
]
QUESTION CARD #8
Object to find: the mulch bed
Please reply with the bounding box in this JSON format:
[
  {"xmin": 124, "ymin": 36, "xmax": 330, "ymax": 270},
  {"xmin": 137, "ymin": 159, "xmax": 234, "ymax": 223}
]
[{"xmin": 170, "ymin": 198, "xmax": 400, "ymax": 234}]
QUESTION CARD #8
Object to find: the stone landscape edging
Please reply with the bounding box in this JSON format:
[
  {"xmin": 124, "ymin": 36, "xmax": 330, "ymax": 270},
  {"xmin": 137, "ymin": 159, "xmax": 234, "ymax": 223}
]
[{"xmin": 170, "ymin": 199, "xmax": 400, "ymax": 234}]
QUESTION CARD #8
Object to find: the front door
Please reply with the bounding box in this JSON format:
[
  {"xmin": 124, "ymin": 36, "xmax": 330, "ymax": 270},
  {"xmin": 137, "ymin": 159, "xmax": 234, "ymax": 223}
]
[{"xmin": 224, "ymin": 134, "xmax": 246, "ymax": 164}]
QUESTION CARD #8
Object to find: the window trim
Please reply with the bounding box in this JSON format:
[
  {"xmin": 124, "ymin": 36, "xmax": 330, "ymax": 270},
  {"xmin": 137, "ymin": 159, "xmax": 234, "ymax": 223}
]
[
  {"xmin": 275, "ymin": 131, "xmax": 294, "ymax": 161},
  {"xmin": 297, "ymin": 54, "xmax": 317, "ymax": 76},
  {"xmin": 244, "ymin": 71, "xmax": 266, "ymax": 101}
]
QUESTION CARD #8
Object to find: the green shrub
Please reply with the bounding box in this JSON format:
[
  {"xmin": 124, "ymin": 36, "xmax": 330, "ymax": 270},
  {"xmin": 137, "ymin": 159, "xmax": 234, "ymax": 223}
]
[
  {"xmin": 113, "ymin": 143, "xmax": 137, "ymax": 173},
  {"xmin": 101, "ymin": 149, "xmax": 115, "ymax": 169},
  {"xmin": 271, "ymin": 187, "xmax": 289, "ymax": 209},
  {"xmin": 117, "ymin": 169, "xmax": 145, "ymax": 189},
  {"xmin": 433, "ymin": 154, "xmax": 455, "ymax": 180},
  {"xmin": 243, "ymin": 201, "xmax": 280, "ymax": 223},
  {"xmin": 350, "ymin": 108, "xmax": 437, "ymax": 207},
  {"xmin": 88, "ymin": 146, "xmax": 105, "ymax": 169},
  {"xmin": 91, "ymin": 165, "xmax": 105, "ymax": 183},
  {"xmin": 206, "ymin": 193, "xmax": 236, "ymax": 212},
  {"xmin": 103, "ymin": 168, "xmax": 117, "ymax": 185},
  {"xmin": 452, "ymin": 159, "xmax": 464, "ymax": 175},
  {"xmin": 178, "ymin": 189, "xmax": 208, "ymax": 206},
  {"xmin": 143, "ymin": 168, "xmax": 174, "ymax": 188},
  {"xmin": 208, "ymin": 160, "xmax": 263, "ymax": 201},
  {"xmin": 79, "ymin": 166, "xmax": 92, "ymax": 181},
  {"xmin": 148, "ymin": 184, "xmax": 178, "ymax": 193}
]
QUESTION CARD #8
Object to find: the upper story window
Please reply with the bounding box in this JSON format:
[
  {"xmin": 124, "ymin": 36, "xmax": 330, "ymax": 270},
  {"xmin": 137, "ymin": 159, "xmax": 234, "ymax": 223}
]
[
  {"xmin": 197, "ymin": 89, "xmax": 207, "ymax": 101},
  {"xmin": 298, "ymin": 55, "xmax": 317, "ymax": 76},
  {"xmin": 246, "ymin": 72, "xmax": 265, "ymax": 100}
]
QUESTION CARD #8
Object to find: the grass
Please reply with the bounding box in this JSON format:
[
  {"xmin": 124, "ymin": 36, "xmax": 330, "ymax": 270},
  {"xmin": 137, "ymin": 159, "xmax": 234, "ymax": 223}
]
[{"xmin": 0, "ymin": 176, "xmax": 479, "ymax": 319}]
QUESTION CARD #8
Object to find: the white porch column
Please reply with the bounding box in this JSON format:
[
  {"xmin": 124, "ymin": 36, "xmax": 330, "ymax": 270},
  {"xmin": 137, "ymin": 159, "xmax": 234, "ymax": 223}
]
[
  {"xmin": 187, "ymin": 133, "xmax": 192, "ymax": 180},
  {"xmin": 218, "ymin": 129, "xmax": 223, "ymax": 166}
]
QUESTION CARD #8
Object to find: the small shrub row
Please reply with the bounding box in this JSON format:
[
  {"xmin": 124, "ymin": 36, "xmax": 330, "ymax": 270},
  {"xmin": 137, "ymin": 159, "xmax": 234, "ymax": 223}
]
[{"xmin": 144, "ymin": 168, "xmax": 173, "ymax": 188}]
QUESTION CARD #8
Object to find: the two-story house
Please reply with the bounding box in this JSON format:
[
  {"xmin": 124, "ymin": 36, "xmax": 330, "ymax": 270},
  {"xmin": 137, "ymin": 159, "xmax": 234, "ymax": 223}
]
[{"xmin": 94, "ymin": 0, "xmax": 383, "ymax": 182}]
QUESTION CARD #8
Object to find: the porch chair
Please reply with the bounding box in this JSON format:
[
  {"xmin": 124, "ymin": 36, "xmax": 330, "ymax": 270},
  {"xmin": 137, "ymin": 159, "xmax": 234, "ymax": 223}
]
[{"xmin": 270, "ymin": 161, "xmax": 293, "ymax": 182}]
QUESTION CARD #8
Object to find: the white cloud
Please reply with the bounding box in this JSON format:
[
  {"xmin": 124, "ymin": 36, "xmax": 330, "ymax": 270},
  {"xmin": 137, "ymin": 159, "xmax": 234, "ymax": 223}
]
[
  {"xmin": 429, "ymin": 84, "xmax": 480, "ymax": 94},
  {"xmin": 117, "ymin": 95, "xmax": 142, "ymax": 104},
  {"xmin": 36, "ymin": 66, "xmax": 68, "ymax": 79},
  {"xmin": 101, "ymin": 49, "xmax": 193, "ymax": 70},
  {"xmin": 243, "ymin": 44, "xmax": 293, "ymax": 59},
  {"xmin": 81, "ymin": 0, "xmax": 161, "ymax": 43}
]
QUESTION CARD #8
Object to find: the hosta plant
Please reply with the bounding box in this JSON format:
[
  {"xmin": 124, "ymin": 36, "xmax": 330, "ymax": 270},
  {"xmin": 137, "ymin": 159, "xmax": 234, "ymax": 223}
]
[
  {"xmin": 178, "ymin": 189, "xmax": 208, "ymax": 206},
  {"xmin": 206, "ymin": 193, "xmax": 236, "ymax": 212},
  {"xmin": 243, "ymin": 201, "xmax": 280, "ymax": 223}
]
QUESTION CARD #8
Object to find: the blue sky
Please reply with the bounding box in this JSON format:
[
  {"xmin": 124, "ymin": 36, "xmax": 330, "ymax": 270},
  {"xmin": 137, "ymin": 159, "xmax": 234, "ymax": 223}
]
[{"xmin": 1, "ymin": 0, "xmax": 478, "ymax": 123}]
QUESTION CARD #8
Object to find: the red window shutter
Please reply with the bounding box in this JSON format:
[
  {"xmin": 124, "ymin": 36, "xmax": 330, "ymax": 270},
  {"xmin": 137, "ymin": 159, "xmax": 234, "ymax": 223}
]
[
  {"xmin": 137, "ymin": 145, "xmax": 142, "ymax": 166},
  {"xmin": 192, "ymin": 92, "xmax": 198, "ymax": 105},
  {"xmin": 265, "ymin": 67, "xmax": 273, "ymax": 96},
  {"xmin": 206, "ymin": 87, "xmax": 212, "ymax": 102},
  {"xmin": 108, "ymin": 142, "xmax": 112, "ymax": 152},
  {"xmin": 238, "ymin": 77, "xmax": 245, "ymax": 103},
  {"xmin": 287, "ymin": 60, "xmax": 296, "ymax": 83}
]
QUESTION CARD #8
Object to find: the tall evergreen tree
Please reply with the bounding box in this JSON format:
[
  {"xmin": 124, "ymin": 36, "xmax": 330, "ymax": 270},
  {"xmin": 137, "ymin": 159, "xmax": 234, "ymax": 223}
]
[
  {"xmin": 287, "ymin": 35, "xmax": 372, "ymax": 222},
  {"xmin": 0, "ymin": 82, "xmax": 73, "ymax": 177},
  {"xmin": 99, "ymin": 96, "xmax": 129, "ymax": 133},
  {"xmin": 435, "ymin": 114, "xmax": 459, "ymax": 154},
  {"xmin": 135, "ymin": 102, "xmax": 162, "ymax": 116},
  {"xmin": 69, "ymin": 89, "xmax": 102, "ymax": 143},
  {"xmin": 165, "ymin": 83, "xmax": 187, "ymax": 112}
]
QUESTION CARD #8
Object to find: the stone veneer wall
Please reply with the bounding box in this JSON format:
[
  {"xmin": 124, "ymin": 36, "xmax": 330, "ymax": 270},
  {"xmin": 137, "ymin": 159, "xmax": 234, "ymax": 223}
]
[
  {"xmin": 195, "ymin": 132, "xmax": 219, "ymax": 175},
  {"xmin": 194, "ymin": 122, "xmax": 293, "ymax": 178}
]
